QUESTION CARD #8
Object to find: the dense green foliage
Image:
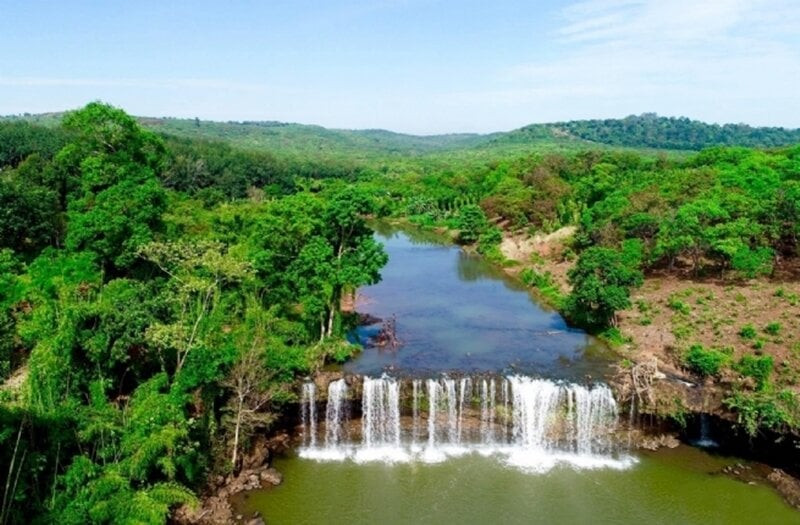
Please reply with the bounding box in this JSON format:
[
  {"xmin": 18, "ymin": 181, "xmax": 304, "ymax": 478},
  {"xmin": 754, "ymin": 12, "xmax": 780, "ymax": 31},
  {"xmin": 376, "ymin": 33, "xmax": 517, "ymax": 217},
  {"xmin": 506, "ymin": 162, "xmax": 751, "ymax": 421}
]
[
  {"xmin": 564, "ymin": 245, "xmax": 644, "ymax": 328},
  {"xmin": 0, "ymin": 104, "xmax": 387, "ymax": 524}
]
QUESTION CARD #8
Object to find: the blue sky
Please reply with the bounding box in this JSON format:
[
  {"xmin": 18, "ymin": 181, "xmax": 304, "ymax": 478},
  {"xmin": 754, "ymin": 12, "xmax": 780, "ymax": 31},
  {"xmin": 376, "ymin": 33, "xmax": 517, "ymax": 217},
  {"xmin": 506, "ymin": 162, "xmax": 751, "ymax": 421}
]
[{"xmin": 1, "ymin": 0, "xmax": 799, "ymax": 134}]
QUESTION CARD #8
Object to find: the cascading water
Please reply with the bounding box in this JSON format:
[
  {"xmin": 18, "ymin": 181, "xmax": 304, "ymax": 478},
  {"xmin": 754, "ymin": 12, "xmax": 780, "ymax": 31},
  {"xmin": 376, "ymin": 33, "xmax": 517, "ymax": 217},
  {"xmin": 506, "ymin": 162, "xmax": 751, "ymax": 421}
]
[
  {"xmin": 361, "ymin": 375, "xmax": 401, "ymax": 447},
  {"xmin": 694, "ymin": 413, "xmax": 718, "ymax": 448},
  {"xmin": 426, "ymin": 378, "xmax": 439, "ymax": 449},
  {"xmin": 411, "ymin": 379, "xmax": 421, "ymax": 444},
  {"xmin": 325, "ymin": 379, "xmax": 348, "ymax": 447},
  {"xmin": 301, "ymin": 382, "xmax": 317, "ymax": 447},
  {"xmin": 298, "ymin": 374, "xmax": 633, "ymax": 471}
]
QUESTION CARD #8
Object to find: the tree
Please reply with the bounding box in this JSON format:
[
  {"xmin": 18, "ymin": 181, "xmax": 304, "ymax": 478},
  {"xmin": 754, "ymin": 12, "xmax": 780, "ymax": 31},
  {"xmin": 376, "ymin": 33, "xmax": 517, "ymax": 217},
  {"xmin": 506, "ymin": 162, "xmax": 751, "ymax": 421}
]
[
  {"xmin": 140, "ymin": 241, "xmax": 251, "ymax": 378},
  {"xmin": 0, "ymin": 177, "xmax": 58, "ymax": 256},
  {"xmin": 59, "ymin": 103, "xmax": 168, "ymax": 272},
  {"xmin": 455, "ymin": 204, "xmax": 488, "ymax": 244},
  {"xmin": 566, "ymin": 246, "xmax": 643, "ymax": 328},
  {"xmin": 655, "ymin": 198, "xmax": 727, "ymax": 272},
  {"xmin": 321, "ymin": 188, "xmax": 387, "ymax": 337},
  {"xmin": 220, "ymin": 310, "xmax": 284, "ymax": 473}
]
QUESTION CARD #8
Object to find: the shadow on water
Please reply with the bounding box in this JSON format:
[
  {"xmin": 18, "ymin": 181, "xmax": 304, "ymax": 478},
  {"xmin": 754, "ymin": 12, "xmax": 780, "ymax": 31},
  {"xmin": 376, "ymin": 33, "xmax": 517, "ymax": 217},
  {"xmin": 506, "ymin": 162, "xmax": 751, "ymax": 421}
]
[{"xmin": 344, "ymin": 222, "xmax": 615, "ymax": 380}]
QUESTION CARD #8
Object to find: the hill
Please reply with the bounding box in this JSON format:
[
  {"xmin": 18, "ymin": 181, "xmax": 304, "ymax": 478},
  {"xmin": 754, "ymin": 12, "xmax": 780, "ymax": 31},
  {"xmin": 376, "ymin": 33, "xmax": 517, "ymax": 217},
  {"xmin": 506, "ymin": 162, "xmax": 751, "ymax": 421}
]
[
  {"xmin": 140, "ymin": 113, "xmax": 800, "ymax": 157},
  {"xmin": 493, "ymin": 113, "xmax": 800, "ymax": 151},
  {"xmin": 4, "ymin": 112, "xmax": 799, "ymax": 159},
  {"xmin": 139, "ymin": 118, "xmax": 492, "ymax": 159}
]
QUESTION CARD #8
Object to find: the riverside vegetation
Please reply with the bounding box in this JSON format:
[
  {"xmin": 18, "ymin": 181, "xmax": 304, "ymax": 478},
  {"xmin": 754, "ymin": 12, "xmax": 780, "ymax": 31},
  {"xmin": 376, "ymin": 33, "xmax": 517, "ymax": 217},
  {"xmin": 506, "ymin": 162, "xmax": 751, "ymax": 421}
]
[{"xmin": 0, "ymin": 103, "xmax": 799, "ymax": 523}]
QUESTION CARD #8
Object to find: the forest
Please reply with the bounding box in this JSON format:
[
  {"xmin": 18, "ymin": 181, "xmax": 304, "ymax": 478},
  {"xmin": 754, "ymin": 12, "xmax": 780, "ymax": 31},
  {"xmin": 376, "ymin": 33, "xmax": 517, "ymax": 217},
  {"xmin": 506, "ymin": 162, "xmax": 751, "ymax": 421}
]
[{"xmin": 1, "ymin": 103, "xmax": 799, "ymax": 523}]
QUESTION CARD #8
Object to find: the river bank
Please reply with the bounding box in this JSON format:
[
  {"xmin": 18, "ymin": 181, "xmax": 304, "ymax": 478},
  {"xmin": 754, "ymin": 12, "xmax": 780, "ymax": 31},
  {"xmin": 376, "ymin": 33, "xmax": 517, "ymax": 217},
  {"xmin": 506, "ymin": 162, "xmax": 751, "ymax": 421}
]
[{"xmin": 494, "ymin": 225, "xmax": 800, "ymax": 483}]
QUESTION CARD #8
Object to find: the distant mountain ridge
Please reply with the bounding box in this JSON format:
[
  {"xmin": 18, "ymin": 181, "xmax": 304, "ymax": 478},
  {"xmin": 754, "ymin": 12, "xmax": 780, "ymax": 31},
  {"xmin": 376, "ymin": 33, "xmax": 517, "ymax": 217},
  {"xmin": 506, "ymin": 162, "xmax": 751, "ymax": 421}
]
[
  {"xmin": 495, "ymin": 113, "xmax": 800, "ymax": 151},
  {"xmin": 4, "ymin": 111, "xmax": 799, "ymax": 156}
]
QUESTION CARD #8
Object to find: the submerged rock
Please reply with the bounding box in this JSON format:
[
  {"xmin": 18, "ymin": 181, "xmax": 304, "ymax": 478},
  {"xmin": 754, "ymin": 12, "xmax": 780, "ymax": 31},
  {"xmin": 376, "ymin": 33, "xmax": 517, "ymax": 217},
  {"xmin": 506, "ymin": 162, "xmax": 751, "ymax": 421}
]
[
  {"xmin": 637, "ymin": 433, "xmax": 681, "ymax": 451},
  {"xmin": 259, "ymin": 467, "xmax": 283, "ymax": 486}
]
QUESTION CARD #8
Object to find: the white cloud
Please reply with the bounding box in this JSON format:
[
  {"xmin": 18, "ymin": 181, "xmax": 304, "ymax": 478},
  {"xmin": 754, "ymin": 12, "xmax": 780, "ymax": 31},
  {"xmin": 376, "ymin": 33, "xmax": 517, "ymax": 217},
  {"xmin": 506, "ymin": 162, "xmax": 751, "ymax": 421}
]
[{"xmin": 455, "ymin": 0, "xmax": 800, "ymax": 129}]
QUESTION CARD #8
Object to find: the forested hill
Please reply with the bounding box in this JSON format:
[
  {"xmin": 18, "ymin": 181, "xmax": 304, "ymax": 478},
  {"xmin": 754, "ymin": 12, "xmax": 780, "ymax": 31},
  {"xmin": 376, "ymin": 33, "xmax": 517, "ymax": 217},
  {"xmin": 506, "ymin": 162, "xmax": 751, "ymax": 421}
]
[
  {"xmin": 139, "ymin": 117, "xmax": 491, "ymax": 158},
  {"xmin": 493, "ymin": 113, "xmax": 800, "ymax": 151},
  {"xmin": 131, "ymin": 113, "xmax": 800, "ymax": 154},
  {"xmin": 4, "ymin": 112, "xmax": 800, "ymax": 157}
]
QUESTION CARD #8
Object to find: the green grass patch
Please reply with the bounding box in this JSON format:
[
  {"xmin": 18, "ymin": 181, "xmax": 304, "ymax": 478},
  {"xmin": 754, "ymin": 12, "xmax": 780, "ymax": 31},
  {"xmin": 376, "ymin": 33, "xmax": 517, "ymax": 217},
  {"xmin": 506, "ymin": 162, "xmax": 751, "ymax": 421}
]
[{"xmin": 519, "ymin": 267, "xmax": 565, "ymax": 308}]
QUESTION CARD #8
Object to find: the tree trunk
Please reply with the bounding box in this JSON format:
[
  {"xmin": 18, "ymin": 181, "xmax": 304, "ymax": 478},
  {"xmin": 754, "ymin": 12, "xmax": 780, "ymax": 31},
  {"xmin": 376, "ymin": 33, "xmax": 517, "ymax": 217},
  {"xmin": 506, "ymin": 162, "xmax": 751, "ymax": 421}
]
[
  {"xmin": 232, "ymin": 395, "xmax": 243, "ymax": 472},
  {"xmin": 326, "ymin": 306, "xmax": 335, "ymax": 338}
]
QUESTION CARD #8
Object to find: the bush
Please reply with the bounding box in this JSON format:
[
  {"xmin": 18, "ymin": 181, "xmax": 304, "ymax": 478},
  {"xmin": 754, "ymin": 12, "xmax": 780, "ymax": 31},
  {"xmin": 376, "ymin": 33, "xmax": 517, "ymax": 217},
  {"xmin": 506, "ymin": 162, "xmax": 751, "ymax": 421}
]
[
  {"xmin": 455, "ymin": 204, "xmax": 488, "ymax": 244},
  {"xmin": 668, "ymin": 296, "xmax": 691, "ymax": 315},
  {"xmin": 684, "ymin": 344, "xmax": 729, "ymax": 376},
  {"xmin": 735, "ymin": 354, "xmax": 774, "ymax": 390},
  {"xmin": 477, "ymin": 226, "xmax": 502, "ymax": 254},
  {"xmin": 765, "ymin": 322, "xmax": 781, "ymax": 335},
  {"xmin": 739, "ymin": 324, "xmax": 757, "ymax": 339},
  {"xmin": 725, "ymin": 390, "xmax": 796, "ymax": 436}
]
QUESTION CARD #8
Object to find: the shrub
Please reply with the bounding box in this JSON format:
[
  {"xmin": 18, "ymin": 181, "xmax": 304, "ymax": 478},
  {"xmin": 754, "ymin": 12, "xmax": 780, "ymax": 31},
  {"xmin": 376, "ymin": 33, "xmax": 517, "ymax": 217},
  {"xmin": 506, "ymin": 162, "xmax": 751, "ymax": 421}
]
[
  {"xmin": 765, "ymin": 322, "xmax": 781, "ymax": 336},
  {"xmin": 520, "ymin": 268, "xmax": 565, "ymax": 307},
  {"xmin": 600, "ymin": 327, "xmax": 631, "ymax": 347},
  {"xmin": 684, "ymin": 344, "xmax": 728, "ymax": 376},
  {"xmin": 455, "ymin": 204, "xmax": 488, "ymax": 244},
  {"xmin": 735, "ymin": 354, "xmax": 774, "ymax": 390},
  {"xmin": 739, "ymin": 324, "xmax": 757, "ymax": 339},
  {"xmin": 477, "ymin": 226, "xmax": 502, "ymax": 254},
  {"xmin": 667, "ymin": 295, "xmax": 691, "ymax": 315},
  {"xmin": 725, "ymin": 390, "xmax": 796, "ymax": 436}
]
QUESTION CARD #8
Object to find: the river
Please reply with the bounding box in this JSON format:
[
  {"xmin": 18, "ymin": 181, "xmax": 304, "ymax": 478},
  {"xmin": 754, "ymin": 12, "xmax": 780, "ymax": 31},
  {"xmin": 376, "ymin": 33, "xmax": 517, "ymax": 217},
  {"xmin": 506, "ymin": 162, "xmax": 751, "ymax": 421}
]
[
  {"xmin": 345, "ymin": 223, "xmax": 612, "ymax": 380},
  {"xmin": 238, "ymin": 225, "xmax": 798, "ymax": 524}
]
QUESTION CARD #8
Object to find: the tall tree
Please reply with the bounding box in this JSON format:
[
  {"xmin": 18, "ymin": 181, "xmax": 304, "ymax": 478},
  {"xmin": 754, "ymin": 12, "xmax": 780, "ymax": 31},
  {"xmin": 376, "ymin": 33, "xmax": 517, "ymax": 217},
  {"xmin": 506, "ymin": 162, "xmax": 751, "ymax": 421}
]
[{"xmin": 59, "ymin": 103, "xmax": 168, "ymax": 273}]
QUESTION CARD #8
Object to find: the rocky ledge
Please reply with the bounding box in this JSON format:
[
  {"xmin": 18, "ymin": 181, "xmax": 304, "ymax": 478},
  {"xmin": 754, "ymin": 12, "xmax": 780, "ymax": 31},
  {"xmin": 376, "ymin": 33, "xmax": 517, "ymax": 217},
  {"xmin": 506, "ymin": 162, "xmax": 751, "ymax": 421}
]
[{"xmin": 172, "ymin": 433, "xmax": 289, "ymax": 525}]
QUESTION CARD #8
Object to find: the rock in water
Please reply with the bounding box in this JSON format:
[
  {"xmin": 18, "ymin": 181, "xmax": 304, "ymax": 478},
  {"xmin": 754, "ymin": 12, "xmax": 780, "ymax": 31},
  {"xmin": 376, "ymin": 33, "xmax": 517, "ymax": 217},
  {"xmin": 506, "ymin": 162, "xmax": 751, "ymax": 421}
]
[{"xmin": 260, "ymin": 468, "xmax": 283, "ymax": 485}]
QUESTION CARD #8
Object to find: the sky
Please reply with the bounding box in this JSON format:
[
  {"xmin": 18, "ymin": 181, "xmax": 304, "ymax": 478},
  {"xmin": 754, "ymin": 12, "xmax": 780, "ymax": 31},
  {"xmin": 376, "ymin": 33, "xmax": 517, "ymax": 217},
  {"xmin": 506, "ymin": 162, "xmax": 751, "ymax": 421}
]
[{"xmin": 1, "ymin": 0, "xmax": 799, "ymax": 134}]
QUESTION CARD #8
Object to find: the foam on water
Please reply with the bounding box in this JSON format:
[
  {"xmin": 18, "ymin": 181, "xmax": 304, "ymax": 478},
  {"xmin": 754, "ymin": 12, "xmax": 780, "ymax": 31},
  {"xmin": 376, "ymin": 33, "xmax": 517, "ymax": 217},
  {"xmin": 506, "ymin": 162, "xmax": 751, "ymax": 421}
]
[{"xmin": 297, "ymin": 374, "xmax": 635, "ymax": 473}]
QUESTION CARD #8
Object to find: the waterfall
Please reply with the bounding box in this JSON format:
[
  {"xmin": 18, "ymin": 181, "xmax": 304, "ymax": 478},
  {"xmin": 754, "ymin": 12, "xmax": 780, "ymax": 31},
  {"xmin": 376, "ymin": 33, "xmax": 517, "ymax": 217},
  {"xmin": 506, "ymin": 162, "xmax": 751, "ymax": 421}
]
[
  {"xmin": 502, "ymin": 378, "xmax": 510, "ymax": 442},
  {"xmin": 510, "ymin": 377, "xmax": 562, "ymax": 449},
  {"xmin": 299, "ymin": 374, "xmax": 631, "ymax": 471},
  {"xmin": 301, "ymin": 382, "xmax": 317, "ymax": 447},
  {"xmin": 445, "ymin": 378, "xmax": 458, "ymax": 444},
  {"xmin": 457, "ymin": 377, "xmax": 471, "ymax": 443},
  {"xmin": 362, "ymin": 376, "xmax": 401, "ymax": 447},
  {"xmin": 325, "ymin": 379, "xmax": 348, "ymax": 447},
  {"xmin": 480, "ymin": 379, "xmax": 497, "ymax": 444},
  {"xmin": 427, "ymin": 379, "xmax": 439, "ymax": 448},
  {"xmin": 695, "ymin": 413, "xmax": 718, "ymax": 448},
  {"xmin": 572, "ymin": 383, "xmax": 618, "ymax": 454},
  {"xmin": 412, "ymin": 379, "xmax": 421, "ymax": 445}
]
